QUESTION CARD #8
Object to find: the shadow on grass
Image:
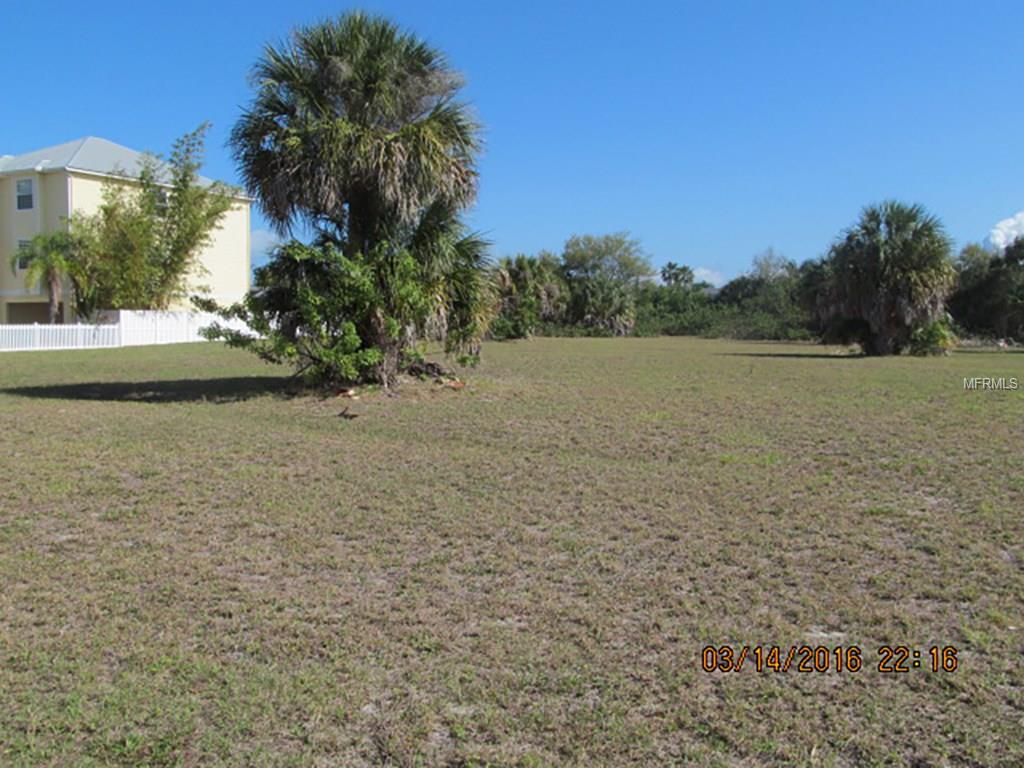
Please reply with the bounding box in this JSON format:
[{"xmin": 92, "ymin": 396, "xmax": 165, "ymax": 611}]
[
  {"xmin": 720, "ymin": 352, "xmax": 865, "ymax": 360},
  {"xmin": 1, "ymin": 376, "xmax": 296, "ymax": 404}
]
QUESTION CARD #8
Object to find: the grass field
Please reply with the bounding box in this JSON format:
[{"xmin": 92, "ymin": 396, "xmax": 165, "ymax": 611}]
[{"xmin": 1, "ymin": 337, "xmax": 1021, "ymax": 767}]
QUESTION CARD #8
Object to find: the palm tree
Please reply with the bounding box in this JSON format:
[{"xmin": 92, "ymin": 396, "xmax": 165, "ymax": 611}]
[
  {"xmin": 411, "ymin": 202, "xmax": 496, "ymax": 354},
  {"xmin": 661, "ymin": 262, "xmax": 694, "ymax": 288},
  {"xmin": 492, "ymin": 254, "xmax": 567, "ymax": 338},
  {"xmin": 230, "ymin": 12, "xmax": 484, "ymax": 383},
  {"xmin": 10, "ymin": 232, "xmax": 76, "ymax": 324},
  {"xmin": 820, "ymin": 201, "xmax": 955, "ymax": 355}
]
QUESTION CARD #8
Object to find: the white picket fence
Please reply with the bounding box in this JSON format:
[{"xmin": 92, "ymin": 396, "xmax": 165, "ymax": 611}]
[
  {"xmin": 0, "ymin": 310, "xmax": 253, "ymax": 353},
  {"xmin": 0, "ymin": 323, "xmax": 121, "ymax": 352}
]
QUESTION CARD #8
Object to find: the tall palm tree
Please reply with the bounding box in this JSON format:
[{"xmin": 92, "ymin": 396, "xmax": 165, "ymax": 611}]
[
  {"xmin": 10, "ymin": 232, "xmax": 76, "ymax": 324},
  {"xmin": 230, "ymin": 12, "xmax": 484, "ymax": 383},
  {"xmin": 821, "ymin": 201, "xmax": 955, "ymax": 355}
]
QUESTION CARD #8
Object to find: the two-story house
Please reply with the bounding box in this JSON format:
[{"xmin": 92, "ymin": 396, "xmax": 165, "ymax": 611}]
[{"xmin": 0, "ymin": 137, "xmax": 251, "ymax": 324}]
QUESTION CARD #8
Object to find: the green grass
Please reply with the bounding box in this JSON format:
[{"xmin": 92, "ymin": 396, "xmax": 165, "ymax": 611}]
[{"xmin": 0, "ymin": 337, "xmax": 1021, "ymax": 766}]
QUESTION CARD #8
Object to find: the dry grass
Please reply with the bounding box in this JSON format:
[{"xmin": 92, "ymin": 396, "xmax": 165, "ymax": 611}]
[{"xmin": 0, "ymin": 337, "xmax": 1021, "ymax": 767}]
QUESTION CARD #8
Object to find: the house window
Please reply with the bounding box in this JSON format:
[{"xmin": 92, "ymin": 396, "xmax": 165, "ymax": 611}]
[
  {"xmin": 16, "ymin": 179, "xmax": 34, "ymax": 210},
  {"xmin": 16, "ymin": 240, "xmax": 31, "ymax": 270}
]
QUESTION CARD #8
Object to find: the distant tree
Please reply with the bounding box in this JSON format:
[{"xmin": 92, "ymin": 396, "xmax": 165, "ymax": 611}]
[
  {"xmin": 70, "ymin": 124, "xmax": 234, "ymax": 311},
  {"xmin": 661, "ymin": 262, "xmax": 694, "ymax": 288},
  {"xmin": 531, "ymin": 251, "xmax": 568, "ymax": 323},
  {"xmin": 949, "ymin": 238, "xmax": 1024, "ymax": 340},
  {"xmin": 818, "ymin": 201, "xmax": 955, "ymax": 355},
  {"xmin": 956, "ymin": 242, "xmax": 994, "ymax": 285},
  {"xmin": 9, "ymin": 232, "xmax": 77, "ymax": 324},
  {"xmin": 218, "ymin": 12, "xmax": 490, "ymax": 386},
  {"xmin": 567, "ymin": 274, "xmax": 636, "ymax": 335},
  {"xmin": 715, "ymin": 274, "xmax": 763, "ymax": 306},
  {"xmin": 795, "ymin": 257, "xmax": 830, "ymax": 334},
  {"xmin": 750, "ymin": 248, "xmax": 793, "ymax": 281},
  {"xmin": 492, "ymin": 253, "xmax": 566, "ymax": 339},
  {"xmin": 706, "ymin": 250, "xmax": 814, "ymax": 340},
  {"xmin": 947, "ymin": 243, "xmax": 993, "ymax": 336},
  {"xmin": 559, "ymin": 233, "xmax": 653, "ymax": 335},
  {"xmin": 634, "ymin": 274, "xmax": 717, "ymax": 335},
  {"xmin": 715, "ymin": 249, "xmax": 796, "ymax": 306},
  {"xmin": 561, "ymin": 233, "xmax": 655, "ymax": 285}
]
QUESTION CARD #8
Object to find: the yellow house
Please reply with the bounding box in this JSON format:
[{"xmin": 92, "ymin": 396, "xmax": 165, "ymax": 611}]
[{"xmin": 0, "ymin": 137, "xmax": 251, "ymax": 324}]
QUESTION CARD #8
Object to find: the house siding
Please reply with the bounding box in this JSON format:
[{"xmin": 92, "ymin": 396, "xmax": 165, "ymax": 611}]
[{"xmin": 0, "ymin": 173, "xmax": 53, "ymax": 321}]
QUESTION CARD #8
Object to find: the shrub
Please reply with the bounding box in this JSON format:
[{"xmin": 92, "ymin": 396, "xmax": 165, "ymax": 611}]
[
  {"xmin": 200, "ymin": 242, "xmax": 385, "ymax": 385},
  {"xmin": 909, "ymin": 319, "xmax": 958, "ymax": 356}
]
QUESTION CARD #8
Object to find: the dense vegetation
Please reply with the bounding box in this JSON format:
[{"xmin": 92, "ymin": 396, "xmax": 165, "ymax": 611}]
[
  {"xmin": 492, "ymin": 205, "xmax": 1023, "ymax": 354},
  {"xmin": 491, "ymin": 238, "xmax": 813, "ymax": 343},
  {"xmin": 949, "ymin": 237, "xmax": 1024, "ymax": 341}
]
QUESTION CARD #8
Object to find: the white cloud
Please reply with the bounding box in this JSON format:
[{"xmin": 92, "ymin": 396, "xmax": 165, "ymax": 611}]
[
  {"xmin": 988, "ymin": 211, "xmax": 1024, "ymax": 251},
  {"xmin": 250, "ymin": 228, "xmax": 281, "ymax": 265},
  {"xmin": 693, "ymin": 267, "xmax": 725, "ymax": 287}
]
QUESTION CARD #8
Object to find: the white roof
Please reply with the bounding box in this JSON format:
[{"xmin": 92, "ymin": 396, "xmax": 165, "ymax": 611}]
[{"xmin": 0, "ymin": 136, "xmax": 218, "ymax": 187}]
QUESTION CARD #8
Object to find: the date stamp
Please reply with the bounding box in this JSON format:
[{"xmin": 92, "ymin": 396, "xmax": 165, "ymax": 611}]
[{"xmin": 701, "ymin": 645, "xmax": 958, "ymax": 673}]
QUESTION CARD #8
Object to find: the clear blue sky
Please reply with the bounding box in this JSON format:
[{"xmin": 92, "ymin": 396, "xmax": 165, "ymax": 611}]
[{"xmin": 5, "ymin": 1, "xmax": 1023, "ymax": 284}]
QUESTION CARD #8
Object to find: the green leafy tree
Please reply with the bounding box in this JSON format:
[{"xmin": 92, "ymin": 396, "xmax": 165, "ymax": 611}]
[
  {"xmin": 818, "ymin": 201, "xmax": 956, "ymax": 355},
  {"xmin": 559, "ymin": 233, "xmax": 653, "ymax": 335},
  {"xmin": 9, "ymin": 232, "xmax": 78, "ymax": 324},
  {"xmin": 222, "ymin": 12, "xmax": 489, "ymax": 386},
  {"xmin": 955, "ymin": 243, "xmax": 994, "ymax": 289},
  {"xmin": 561, "ymin": 233, "xmax": 654, "ymax": 286},
  {"xmin": 69, "ymin": 124, "xmax": 234, "ymax": 311},
  {"xmin": 949, "ymin": 238, "xmax": 1024, "ymax": 340}
]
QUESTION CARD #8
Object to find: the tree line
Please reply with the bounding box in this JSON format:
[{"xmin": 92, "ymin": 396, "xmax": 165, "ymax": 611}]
[{"xmin": 492, "ymin": 206, "xmax": 1024, "ymax": 356}]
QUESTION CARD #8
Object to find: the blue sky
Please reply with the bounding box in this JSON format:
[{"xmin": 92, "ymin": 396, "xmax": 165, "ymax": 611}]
[{"xmin": 5, "ymin": 1, "xmax": 1023, "ymax": 284}]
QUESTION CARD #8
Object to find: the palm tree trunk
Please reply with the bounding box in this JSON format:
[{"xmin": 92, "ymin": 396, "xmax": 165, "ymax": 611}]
[
  {"xmin": 369, "ymin": 310, "xmax": 401, "ymax": 387},
  {"xmin": 48, "ymin": 273, "xmax": 61, "ymax": 325}
]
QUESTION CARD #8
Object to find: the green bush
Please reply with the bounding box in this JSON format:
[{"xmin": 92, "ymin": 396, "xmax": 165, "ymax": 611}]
[
  {"xmin": 200, "ymin": 242, "xmax": 390, "ymax": 385},
  {"xmin": 909, "ymin": 319, "xmax": 958, "ymax": 356}
]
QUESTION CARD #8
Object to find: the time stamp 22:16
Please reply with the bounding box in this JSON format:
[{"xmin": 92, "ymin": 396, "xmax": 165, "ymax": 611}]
[{"xmin": 701, "ymin": 645, "xmax": 959, "ymax": 674}]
